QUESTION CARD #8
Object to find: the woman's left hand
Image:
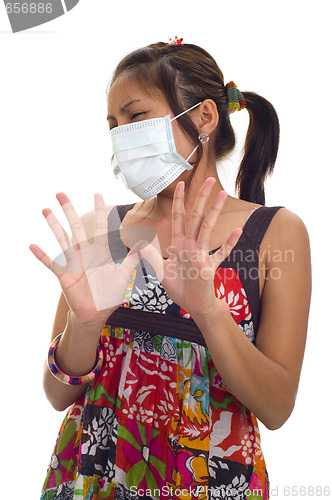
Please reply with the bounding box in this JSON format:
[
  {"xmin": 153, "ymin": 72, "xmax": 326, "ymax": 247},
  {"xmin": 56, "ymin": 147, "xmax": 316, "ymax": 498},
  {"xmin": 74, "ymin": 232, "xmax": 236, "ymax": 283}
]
[{"xmin": 140, "ymin": 177, "xmax": 243, "ymax": 318}]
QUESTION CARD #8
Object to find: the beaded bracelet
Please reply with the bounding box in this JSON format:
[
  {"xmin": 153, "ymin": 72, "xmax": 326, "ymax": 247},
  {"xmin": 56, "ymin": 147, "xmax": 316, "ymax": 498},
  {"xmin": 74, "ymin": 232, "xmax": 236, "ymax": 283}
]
[{"xmin": 48, "ymin": 333, "xmax": 104, "ymax": 386}]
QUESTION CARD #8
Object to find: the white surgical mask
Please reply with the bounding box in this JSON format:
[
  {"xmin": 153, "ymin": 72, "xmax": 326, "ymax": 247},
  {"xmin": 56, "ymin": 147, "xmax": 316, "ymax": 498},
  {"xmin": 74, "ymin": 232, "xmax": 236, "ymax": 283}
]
[{"xmin": 110, "ymin": 102, "xmax": 202, "ymax": 200}]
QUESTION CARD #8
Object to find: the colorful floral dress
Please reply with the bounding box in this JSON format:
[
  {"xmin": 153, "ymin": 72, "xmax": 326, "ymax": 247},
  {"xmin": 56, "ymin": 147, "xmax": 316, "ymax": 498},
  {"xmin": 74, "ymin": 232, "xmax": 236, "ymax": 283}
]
[{"xmin": 40, "ymin": 204, "xmax": 282, "ymax": 500}]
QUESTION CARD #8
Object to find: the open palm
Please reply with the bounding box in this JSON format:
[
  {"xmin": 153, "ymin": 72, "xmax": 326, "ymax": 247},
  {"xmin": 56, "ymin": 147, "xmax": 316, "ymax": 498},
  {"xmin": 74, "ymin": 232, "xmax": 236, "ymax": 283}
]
[
  {"xmin": 140, "ymin": 178, "xmax": 242, "ymax": 318},
  {"xmin": 30, "ymin": 193, "xmax": 144, "ymax": 326}
]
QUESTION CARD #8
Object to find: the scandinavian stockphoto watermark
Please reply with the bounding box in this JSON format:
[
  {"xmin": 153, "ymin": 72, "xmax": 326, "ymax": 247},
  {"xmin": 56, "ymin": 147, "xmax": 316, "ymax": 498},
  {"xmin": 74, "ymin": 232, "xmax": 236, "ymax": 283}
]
[
  {"xmin": 49, "ymin": 223, "xmax": 295, "ymax": 312},
  {"xmin": 160, "ymin": 245, "xmax": 295, "ymax": 282},
  {"xmin": 3, "ymin": 0, "xmax": 79, "ymax": 33}
]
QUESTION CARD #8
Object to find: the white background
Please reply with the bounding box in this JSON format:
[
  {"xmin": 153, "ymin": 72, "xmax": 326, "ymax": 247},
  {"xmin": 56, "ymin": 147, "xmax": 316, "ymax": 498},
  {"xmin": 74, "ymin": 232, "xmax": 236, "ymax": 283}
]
[{"xmin": 0, "ymin": 0, "xmax": 331, "ymax": 498}]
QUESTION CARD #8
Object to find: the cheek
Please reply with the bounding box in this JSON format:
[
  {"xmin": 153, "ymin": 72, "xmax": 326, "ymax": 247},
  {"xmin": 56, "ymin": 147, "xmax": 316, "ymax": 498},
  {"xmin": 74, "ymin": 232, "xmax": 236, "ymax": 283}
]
[{"xmin": 172, "ymin": 121, "xmax": 197, "ymax": 158}]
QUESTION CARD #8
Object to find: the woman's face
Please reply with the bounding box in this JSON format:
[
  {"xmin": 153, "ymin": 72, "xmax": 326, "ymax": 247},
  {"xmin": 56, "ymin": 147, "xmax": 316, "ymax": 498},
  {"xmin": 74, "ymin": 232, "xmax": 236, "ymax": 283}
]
[{"xmin": 107, "ymin": 75, "xmax": 197, "ymax": 163}]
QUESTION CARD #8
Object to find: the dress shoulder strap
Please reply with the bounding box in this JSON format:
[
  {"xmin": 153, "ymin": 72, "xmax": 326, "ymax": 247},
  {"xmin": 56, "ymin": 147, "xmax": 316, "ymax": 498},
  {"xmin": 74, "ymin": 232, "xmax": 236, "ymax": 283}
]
[
  {"xmin": 116, "ymin": 203, "xmax": 136, "ymax": 223},
  {"xmin": 107, "ymin": 203, "xmax": 136, "ymax": 263},
  {"xmin": 220, "ymin": 205, "xmax": 284, "ymax": 340},
  {"xmin": 242, "ymin": 205, "xmax": 284, "ymax": 248},
  {"xmin": 108, "ymin": 203, "xmax": 136, "ymax": 229}
]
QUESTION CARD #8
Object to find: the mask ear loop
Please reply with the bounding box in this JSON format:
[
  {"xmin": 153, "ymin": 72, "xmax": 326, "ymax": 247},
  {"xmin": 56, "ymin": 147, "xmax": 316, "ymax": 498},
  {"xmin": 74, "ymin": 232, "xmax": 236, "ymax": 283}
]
[
  {"xmin": 185, "ymin": 145, "xmax": 199, "ymax": 162},
  {"xmin": 170, "ymin": 101, "xmax": 202, "ymax": 122},
  {"xmin": 170, "ymin": 101, "xmax": 203, "ymax": 163}
]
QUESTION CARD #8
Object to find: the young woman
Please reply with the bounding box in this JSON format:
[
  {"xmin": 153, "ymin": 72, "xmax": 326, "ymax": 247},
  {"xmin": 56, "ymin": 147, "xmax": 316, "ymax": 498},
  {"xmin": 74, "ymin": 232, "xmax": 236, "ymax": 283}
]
[{"xmin": 31, "ymin": 40, "xmax": 311, "ymax": 500}]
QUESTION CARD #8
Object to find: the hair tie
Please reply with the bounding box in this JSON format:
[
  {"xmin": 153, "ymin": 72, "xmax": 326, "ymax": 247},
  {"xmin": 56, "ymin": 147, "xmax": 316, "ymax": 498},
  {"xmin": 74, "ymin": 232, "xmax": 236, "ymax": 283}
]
[
  {"xmin": 167, "ymin": 36, "xmax": 184, "ymax": 47},
  {"xmin": 226, "ymin": 81, "xmax": 246, "ymax": 113}
]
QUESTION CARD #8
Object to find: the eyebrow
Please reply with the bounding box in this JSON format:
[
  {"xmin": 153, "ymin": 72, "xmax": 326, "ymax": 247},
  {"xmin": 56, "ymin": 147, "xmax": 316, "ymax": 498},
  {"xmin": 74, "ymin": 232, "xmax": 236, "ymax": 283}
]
[{"xmin": 107, "ymin": 99, "xmax": 145, "ymax": 121}]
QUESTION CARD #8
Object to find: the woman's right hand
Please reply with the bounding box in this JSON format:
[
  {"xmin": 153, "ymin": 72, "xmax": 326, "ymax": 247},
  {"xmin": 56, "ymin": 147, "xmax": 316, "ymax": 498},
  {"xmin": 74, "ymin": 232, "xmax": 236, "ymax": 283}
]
[{"xmin": 30, "ymin": 193, "xmax": 145, "ymax": 329}]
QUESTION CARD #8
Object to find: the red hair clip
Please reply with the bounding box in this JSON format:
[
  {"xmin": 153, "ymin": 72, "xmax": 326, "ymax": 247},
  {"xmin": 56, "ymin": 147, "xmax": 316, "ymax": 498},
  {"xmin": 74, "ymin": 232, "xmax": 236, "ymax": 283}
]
[{"xmin": 167, "ymin": 36, "xmax": 183, "ymax": 46}]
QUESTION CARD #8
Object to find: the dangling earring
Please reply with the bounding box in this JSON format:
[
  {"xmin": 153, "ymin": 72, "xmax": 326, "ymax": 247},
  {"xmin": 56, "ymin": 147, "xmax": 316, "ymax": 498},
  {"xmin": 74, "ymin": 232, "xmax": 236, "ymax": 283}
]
[{"xmin": 198, "ymin": 132, "xmax": 209, "ymax": 144}]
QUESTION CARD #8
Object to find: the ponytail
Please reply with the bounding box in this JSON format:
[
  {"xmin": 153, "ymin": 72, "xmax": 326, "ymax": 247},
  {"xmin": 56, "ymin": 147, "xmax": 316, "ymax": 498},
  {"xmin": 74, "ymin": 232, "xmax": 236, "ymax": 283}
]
[
  {"xmin": 110, "ymin": 42, "xmax": 280, "ymax": 206},
  {"xmin": 236, "ymin": 92, "xmax": 279, "ymax": 205}
]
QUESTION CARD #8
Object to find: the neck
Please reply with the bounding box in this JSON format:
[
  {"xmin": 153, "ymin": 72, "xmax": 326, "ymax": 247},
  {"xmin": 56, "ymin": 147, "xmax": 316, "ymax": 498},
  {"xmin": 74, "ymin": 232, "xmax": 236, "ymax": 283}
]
[{"xmin": 148, "ymin": 163, "xmax": 225, "ymax": 222}]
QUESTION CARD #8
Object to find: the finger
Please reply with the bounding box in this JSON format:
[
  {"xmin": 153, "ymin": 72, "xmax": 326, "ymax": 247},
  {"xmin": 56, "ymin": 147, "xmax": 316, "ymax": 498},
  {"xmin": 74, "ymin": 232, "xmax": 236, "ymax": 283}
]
[
  {"xmin": 94, "ymin": 193, "xmax": 108, "ymax": 245},
  {"xmin": 137, "ymin": 240, "xmax": 165, "ymax": 283},
  {"xmin": 186, "ymin": 177, "xmax": 217, "ymax": 242},
  {"xmin": 43, "ymin": 208, "xmax": 71, "ymax": 254},
  {"xmin": 197, "ymin": 190, "xmax": 228, "ymax": 250},
  {"xmin": 56, "ymin": 193, "xmax": 87, "ymax": 245},
  {"xmin": 114, "ymin": 240, "xmax": 144, "ymax": 285},
  {"xmin": 211, "ymin": 228, "xmax": 243, "ymax": 271},
  {"xmin": 118, "ymin": 240, "xmax": 147, "ymax": 274},
  {"xmin": 29, "ymin": 244, "xmax": 57, "ymax": 274},
  {"xmin": 171, "ymin": 181, "xmax": 186, "ymax": 242}
]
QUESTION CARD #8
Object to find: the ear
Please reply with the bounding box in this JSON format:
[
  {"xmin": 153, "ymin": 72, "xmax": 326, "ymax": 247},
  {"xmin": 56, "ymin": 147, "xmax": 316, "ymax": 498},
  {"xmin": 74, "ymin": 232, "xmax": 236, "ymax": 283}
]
[{"xmin": 196, "ymin": 99, "xmax": 219, "ymax": 136}]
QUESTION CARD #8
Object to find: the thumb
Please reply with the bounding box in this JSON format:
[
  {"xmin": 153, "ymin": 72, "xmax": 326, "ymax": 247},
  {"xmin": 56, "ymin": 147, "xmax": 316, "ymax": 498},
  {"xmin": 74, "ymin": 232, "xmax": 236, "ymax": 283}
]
[
  {"xmin": 117, "ymin": 239, "xmax": 149, "ymax": 280},
  {"xmin": 135, "ymin": 240, "xmax": 165, "ymax": 284},
  {"xmin": 211, "ymin": 228, "xmax": 243, "ymax": 271}
]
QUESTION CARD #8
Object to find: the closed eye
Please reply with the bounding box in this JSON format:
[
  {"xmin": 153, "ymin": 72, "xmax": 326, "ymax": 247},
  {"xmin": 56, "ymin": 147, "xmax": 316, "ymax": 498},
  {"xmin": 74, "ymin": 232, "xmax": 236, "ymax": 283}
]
[
  {"xmin": 131, "ymin": 112, "xmax": 145, "ymax": 120},
  {"xmin": 108, "ymin": 112, "xmax": 146, "ymax": 131}
]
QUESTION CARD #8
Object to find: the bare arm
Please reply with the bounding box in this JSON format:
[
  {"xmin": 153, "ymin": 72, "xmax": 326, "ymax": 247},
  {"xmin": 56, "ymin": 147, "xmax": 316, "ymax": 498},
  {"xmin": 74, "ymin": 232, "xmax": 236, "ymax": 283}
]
[
  {"xmin": 191, "ymin": 209, "xmax": 311, "ymax": 430},
  {"xmin": 42, "ymin": 208, "xmax": 113, "ymax": 411},
  {"xmin": 139, "ymin": 180, "xmax": 311, "ymax": 430},
  {"xmin": 43, "ymin": 292, "xmax": 110, "ymax": 411},
  {"xmin": 31, "ymin": 197, "xmax": 143, "ymax": 411}
]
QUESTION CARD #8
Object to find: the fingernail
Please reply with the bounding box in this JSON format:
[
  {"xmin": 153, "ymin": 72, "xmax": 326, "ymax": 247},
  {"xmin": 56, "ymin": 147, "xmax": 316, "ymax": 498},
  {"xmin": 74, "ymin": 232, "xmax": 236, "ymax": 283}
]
[{"xmin": 42, "ymin": 208, "xmax": 51, "ymax": 218}]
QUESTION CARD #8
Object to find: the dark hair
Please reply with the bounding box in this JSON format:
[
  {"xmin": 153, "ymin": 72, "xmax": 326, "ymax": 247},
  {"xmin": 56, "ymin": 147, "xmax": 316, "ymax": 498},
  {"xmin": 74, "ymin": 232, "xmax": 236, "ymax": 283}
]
[{"xmin": 109, "ymin": 42, "xmax": 279, "ymax": 205}]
